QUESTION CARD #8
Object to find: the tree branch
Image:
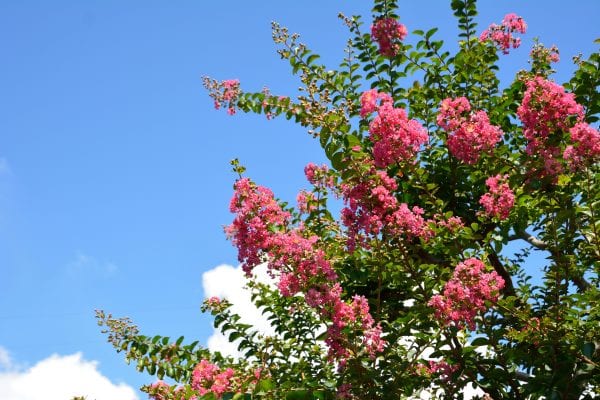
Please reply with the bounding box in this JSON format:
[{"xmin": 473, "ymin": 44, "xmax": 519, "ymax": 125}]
[
  {"xmin": 416, "ymin": 248, "xmax": 450, "ymax": 266},
  {"xmin": 508, "ymin": 230, "xmax": 592, "ymax": 292},
  {"xmin": 487, "ymin": 252, "xmax": 516, "ymax": 298},
  {"xmin": 571, "ymin": 274, "xmax": 592, "ymax": 292},
  {"xmin": 508, "ymin": 229, "xmax": 548, "ymax": 250}
]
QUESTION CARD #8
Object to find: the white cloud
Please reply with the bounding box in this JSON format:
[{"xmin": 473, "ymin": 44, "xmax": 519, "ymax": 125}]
[
  {"xmin": 0, "ymin": 347, "xmax": 11, "ymax": 370},
  {"xmin": 200, "ymin": 267, "xmax": 490, "ymax": 398},
  {"xmin": 201, "ymin": 263, "xmax": 275, "ymax": 358},
  {"xmin": 0, "ymin": 347, "xmax": 138, "ymax": 400},
  {"xmin": 400, "ymin": 333, "xmax": 487, "ymax": 400},
  {"xmin": 66, "ymin": 252, "xmax": 118, "ymax": 278},
  {"xmin": 408, "ymin": 382, "xmax": 483, "ymax": 400}
]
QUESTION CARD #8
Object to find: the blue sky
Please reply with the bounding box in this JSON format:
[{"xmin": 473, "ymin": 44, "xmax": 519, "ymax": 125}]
[{"xmin": 0, "ymin": 1, "xmax": 598, "ymax": 398}]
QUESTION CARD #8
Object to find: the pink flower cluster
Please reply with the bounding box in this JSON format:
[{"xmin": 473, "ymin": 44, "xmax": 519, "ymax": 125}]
[
  {"xmin": 269, "ymin": 230, "xmax": 338, "ymax": 296},
  {"xmin": 517, "ymin": 77, "xmax": 584, "ymax": 176},
  {"xmin": 203, "ymin": 78, "xmax": 241, "ymax": 116},
  {"xmin": 479, "ymin": 174, "xmax": 515, "ymax": 220},
  {"xmin": 222, "ymin": 80, "xmax": 239, "ymax": 101},
  {"xmin": 563, "ymin": 122, "xmax": 600, "ymax": 169},
  {"xmin": 480, "ymin": 13, "xmax": 527, "ymax": 54},
  {"xmin": 437, "ymin": 97, "xmax": 503, "ymax": 164},
  {"xmin": 428, "ymin": 360, "xmax": 459, "ymax": 382},
  {"xmin": 436, "ymin": 97, "xmax": 471, "ymax": 131},
  {"xmin": 362, "ymin": 90, "xmax": 428, "ymax": 167},
  {"xmin": 371, "ymin": 17, "xmax": 407, "ymax": 58},
  {"xmin": 225, "ymin": 178, "xmax": 291, "ymax": 275},
  {"xmin": 341, "ymin": 167, "xmax": 429, "ymax": 251},
  {"xmin": 362, "ymin": 323, "xmax": 385, "ymax": 358},
  {"xmin": 530, "ymin": 43, "xmax": 560, "ymax": 65},
  {"xmin": 221, "ymin": 80, "xmax": 241, "ymax": 115},
  {"xmin": 268, "ymin": 233, "xmax": 384, "ymax": 361},
  {"xmin": 336, "ymin": 383, "xmax": 353, "ymax": 399},
  {"xmin": 433, "ymin": 214, "xmax": 465, "ymax": 233},
  {"xmin": 192, "ymin": 360, "xmax": 236, "ymax": 399},
  {"xmin": 206, "ymin": 296, "xmax": 222, "ymax": 308},
  {"xmin": 518, "ymin": 77, "xmax": 583, "ymax": 138},
  {"xmin": 296, "ymin": 190, "xmax": 317, "ymax": 214},
  {"xmin": 360, "ymin": 89, "xmax": 392, "ymax": 118},
  {"xmin": 226, "ymin": 177, "xmax": 385, "ymax": 362},
  {"xmin": 147, "ymin": 381, "xmax": 186, "ymax": 400},
  {"xmin": 428, "ymin": 258, "xmax": 505, "ymax": 330},
  {"xmin": 304, "ymin": 162, "xmax": 334, "ymax": 188},
  {"xmin": 309, "ymin": 285, "xmax": 384, "ymax": 361}
]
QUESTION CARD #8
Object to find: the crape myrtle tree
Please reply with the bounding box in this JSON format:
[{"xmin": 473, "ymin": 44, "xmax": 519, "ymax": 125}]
[{"xmin": 97, "ymin": 0, "xmax": 600, "ymax": 398}]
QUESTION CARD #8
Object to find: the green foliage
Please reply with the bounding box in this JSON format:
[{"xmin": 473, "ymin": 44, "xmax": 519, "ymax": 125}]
[
  {"xmin": 566, "ymin": 40, "xmax": 600, "ymax": 123},
  {"xmin": 99, "ymin": 1, "xmax": 600, "ymax": 399}
]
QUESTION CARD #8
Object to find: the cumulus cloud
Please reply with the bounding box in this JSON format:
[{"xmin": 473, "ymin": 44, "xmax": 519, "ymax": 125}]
[
  {"xmin": 0, "ymin": 347, "xmax": 138, "ymax": 400},
  {"xmin": 399, "ymin": 334, "xmax": 487, "ymax": 399},
  {"xmin": 201, "ymin": 263, "xmax": 275, "ymax": 358},
  {"xmin": 409, "ymin": 383, "xmax": 484, "ymax": 400},
  {"xmin": 200, "ymin": 267, "xmax": 488, "ymax": 398},
  {"xmin": 0, "ymin": 347, "xmax": 11, "ymax": 370}
]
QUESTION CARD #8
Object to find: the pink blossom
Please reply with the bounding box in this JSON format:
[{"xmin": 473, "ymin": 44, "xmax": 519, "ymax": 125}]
[
  {"xmin": 363, "ymin": 324, "xmax": 385, "ymax": 359},
  {"xmin": 517, "ymin": 77, "xmax": 584, "ymax": 177},
  {"xmin": 448, "ymin": 111, "xmax": 503, "ymax": 164},
  {"xmin": 336, "ymin": 383, "xmax": 353, "ymax": 399},
  {"xmin": 222, "ymin": 80, "xmax": 240, "ymax": 101},
  {"xmin": 434, "ymin": 215, "xmax": 465, "ymax": 233},
  {"xmin": 325, "ymin": 324, "xmax": 351, "ymax": 361},
  {"xmin": 203, "ymin": 77, "xmax": 241, "ymax": 115},
  {"xmin": 304, "ymin": 162, "xmax": 334, "ymax": 188},
  {"xmin": 480, "ymin": 13, "xmax": 527, "ymax": 54},
  {"xmin": 225, "ymin": 178, "xmax": 291, "ymax": 275},
  {"xmin": 205, "ymin": 296, "xmax": 222, "ymax": 309},
  {"xmin": 428, "ymin": 360, "xmax": 459, "ymax": 382},
  {"xmin": 360, "ymin": 89, "xmax": 429, "ymax": 166},
  {"xmin": 563, "ymin": 122, "xmax": 600, "ymax": 169},
  {"xmin": 326, "ymin": 297, "xmax": 377, "ymax": 361},
  {"xmin": 360, "ymin": 89, "xmax": 379, "ymax": 118},
  {"xmin": 371, "ymin": 17, "xmax": 407, "ymax": 57},
  {"xmin": 226, "ymin": 177, "xmax": 385, "ymax": 363},
  {"xmin": 341, "ymin": 167, "xmax": 430, "ymax": 250},
  {"xmin": 518, "ymin": 77, "xmax": 583, "ymax": 138},
  {"xmin": 147, "ymin": 381, "xmax": 170, "ymax": 400},
  {"xmin": 530, "ymin": 43, "xmax": 560, "ymax": 64},
  {"xmin": 277, "ymin": 272, "xmax": 300, "ymax": 297},
  {"xmin": 268, "ymin": 230, "xmax": 338, "ymax": 296},
  {"xmin": 428, "ymin": 258, "xmax": 505, "ymax": 330},
  {"xmin": 296, "ymin": 190, "xmax": 317, "ymax": 214},
  {"xmin": 222, "ymin": 80, "xmax": 241, "ymax": 114},
  {"xmin": 341, "ymin": 168, "xmax": 394, "ymax": 246},
  {"xmin": 438, "ymin": 97, "xmax": 502, "ymax": 164},
  {"xmin": 387, "ymin": 203, "xmax": 430, "ymax": 239},
  {"xmin": 360, "ymin": 89, "xmax": 393, "ymax": 118},
  {"xmin": 369, "ymin": 100, "xmax": 429, "ymax": 167},
  {"xmin": 479, "ymin": 174, "xmax": 515, "ymax": 220},
  {"xmin": 437, "ymin": 97, "xmax": 471, "ymax": 131},
  {"xmin": 191, "ymin": 360, "xmax": 236, "ymax": 399},
  {"xmin": 305, "ymin": 282, "xmax": 385, "ymax": 362},
  {"xmin": 503, "ymin": 13, "xmax": 527, "ymax": 34}
]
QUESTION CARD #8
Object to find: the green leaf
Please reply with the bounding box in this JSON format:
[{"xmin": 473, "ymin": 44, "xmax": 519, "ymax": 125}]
[
  {"xmin": 425, "ymin": 27, "xmax": 439, "ymax": 39},
  {"xmin": 257, "ymin": 378, "xmax": 275, "ymax": 393},
  {"xmin": 306, "ymin": 54, "xmax": 320, "ymax": 65},
  {"xmin": 285, "ymin": 390, "xmax": 314, "ymax": 400}
]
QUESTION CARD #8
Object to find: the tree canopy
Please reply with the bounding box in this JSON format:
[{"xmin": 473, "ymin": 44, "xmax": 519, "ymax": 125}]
[{"xmin": 98, "ymin": 0, "xmax": 600, "ymax": 398}]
